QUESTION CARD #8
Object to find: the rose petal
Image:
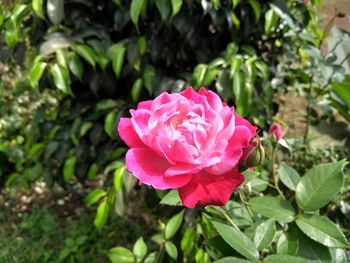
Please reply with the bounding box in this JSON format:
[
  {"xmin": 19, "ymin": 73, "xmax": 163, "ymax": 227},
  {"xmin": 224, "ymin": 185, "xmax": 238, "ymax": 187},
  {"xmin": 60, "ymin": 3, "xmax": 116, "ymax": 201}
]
[
  {"xmin": 178, "ymin": 170, "xmax": 244, "ymax": 208},
  {"xmin": 198, "ymin": 87, "xmax": 223, "ymax": 111},
  {"xmin": 117, "ymin": 118, "xmax": 144, "ymax": 148},
  {"xmin": 234, "ymin": 113, "xmax": 257, "ymax": 136},
  {"xmin": 130, "ymin": 109, "xmax": 151, "ymax": 141},
  {"xmin": 126, "ymin": 148, "xmax": 192, "ymax": 190},
  {"xmin": 137, "ymin": 100, "xmax": 153, "ymax": 110}
]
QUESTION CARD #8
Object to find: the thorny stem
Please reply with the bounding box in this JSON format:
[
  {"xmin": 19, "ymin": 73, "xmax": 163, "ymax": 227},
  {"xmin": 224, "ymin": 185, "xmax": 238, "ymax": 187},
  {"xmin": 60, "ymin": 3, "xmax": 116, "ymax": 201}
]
[
  {"xmin": 239, "ymin": 190, "xmax": 254, "ymax": 221},
  {"xmin": 216, "ymin": 207, "xmax": 240, "ymax": 231},
  {"xmin": 272, "ymin": 147, "xmax": 285, "ymax": 199}
]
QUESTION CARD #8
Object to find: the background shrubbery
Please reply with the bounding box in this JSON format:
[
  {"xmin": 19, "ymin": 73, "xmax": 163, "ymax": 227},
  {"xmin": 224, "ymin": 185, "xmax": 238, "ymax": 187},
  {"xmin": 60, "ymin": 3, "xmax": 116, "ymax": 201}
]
[{"xmin": 0, "ymin": 0, "xmax": 349, "ymax": 262}]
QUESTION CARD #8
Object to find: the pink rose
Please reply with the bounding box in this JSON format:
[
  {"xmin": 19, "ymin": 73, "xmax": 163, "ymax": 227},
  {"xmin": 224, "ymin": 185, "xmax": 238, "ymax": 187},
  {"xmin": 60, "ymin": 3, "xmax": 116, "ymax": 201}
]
[
  {"xmin": 269, "ymin": 122, "xmax": 283, "ymax": 141},
  {"xmin": 117, "ymin": 87, "xmax": 256, "ymax": 208}
]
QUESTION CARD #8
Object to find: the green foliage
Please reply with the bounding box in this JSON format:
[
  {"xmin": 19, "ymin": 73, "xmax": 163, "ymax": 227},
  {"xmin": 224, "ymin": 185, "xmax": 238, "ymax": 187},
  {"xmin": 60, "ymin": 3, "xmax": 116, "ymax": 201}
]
[{"xmin": 1, "ymin": 0, "xmax": 350, "ymax": 262}]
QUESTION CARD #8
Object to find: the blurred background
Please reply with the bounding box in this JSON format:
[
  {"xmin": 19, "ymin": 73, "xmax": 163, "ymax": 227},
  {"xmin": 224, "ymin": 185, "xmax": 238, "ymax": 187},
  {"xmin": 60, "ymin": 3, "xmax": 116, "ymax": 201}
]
[{"xmin": 0, "ymin": 0, "xmax": 349, "ymax": 262}]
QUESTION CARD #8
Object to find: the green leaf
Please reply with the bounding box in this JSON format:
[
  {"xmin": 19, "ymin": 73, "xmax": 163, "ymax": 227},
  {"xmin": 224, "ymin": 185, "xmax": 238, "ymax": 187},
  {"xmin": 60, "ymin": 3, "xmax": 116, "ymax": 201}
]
[
  {"xmin": 96, "ymin": 99, "xmax": 118, "ymax": 111},
  {"xmin": 249, "ymin": 196, "xmax": 295, "ymax": 223},
  {"xmin": 276, "ymin": 227, "xmax": 299, "ymax": 255},
  {"xmin": 131, "ymin": 78, "xmax": 143, "ymax": 102},
  {"xmin": 130, "ymin": 0, "xmax": 146, "ymax": 29},
  {"xmin": 109, "ymin": 43, "xmax": 126, "ymax": 79},
  {"xmin": 214, "ymin": 257, "xmax": 252, "ymax": 263},
  {"xmin": 104, "ymin": 112, "xmax": 117, "ymax": 138},
  {"xmin": 87, "ymin": 163, "xmax": 99, "ymax": 181},
  {"xmin": 143, "ymin": 65, "xmax": 155, "ymax": 95},
  {"xmin": 278, "ymin": 164, "xmax": 300, "ymax": 191},
  {"xmin": 133, "ymin": 237, "xmax": 147, "ymax": 261},
  {"xmin": 29, "ymin": 61, "xmax": 47, "ymax": 88},
  {"xmin": 165, "ymin": 241, "xmax": 178, "ymax": 260},
  {"xmin": 160, "ymin": 190, "xmax": 182, "ymax": 206},
  {"xmin": 138, "ymin": 36, "xmax": 147, "ymax": 55},
  {"xmin": 50, "ymin": 64, "xmax": 72, "ymax": 95},
  {"xmin": 264, "ymin": 9, "xmax": 278, "ymax": 34},
  {"xmin": 248, "ymin": 0, "xmax": 261, "ymax": 22},
  {"xmin": 107, "ymin": 247, "xmax": 134, "ymax": 263},
  {"xmin": 232, "ymin": 0, "xmax": 241, "ymax": 8},
  {"xmin": 94, "ymin": 200, "xmax": 109, "ymax": 229},
  {"xmin": 114, "ymin": 166, "xmax": 125, "ymax": 191},
  {"xmin": 296, "ymin": 214, "xmax": 349, "ymax": 248},
  {"xmin": 295, "ymin": 161, "xmax": 346, "ymax": 211},
  {"xmin": 47, "ymin": 0, "xmax": 64, "ymax": 25},
  {"xmin": 68, "ymin": 52, "xmax": 83, "ymax": 80},
  {"xmin": 212, "ymin": 221, "xmax": 259, "ymax": 262},
  {"xmin": 269, "ymin": 0, "xmax": 295, "ymax": 28},
  {"xmin": 298, "ymin": 232, "xmax": 332, "ymax": 262},
  {"xmin": 85, "ymin": 189, "xmax": 106, "ymax": 206},
  {"xmin": 253, "ymin": 219, "xmax": 275, "ymax": 250},
  {"xmin": 73, "ymin": 44, "xmax": 97, "ymax": 68},
  {"xmin": 156, "ymin": 0, "xmax": 170, "ymax": 20},
  {"xmin": 171, "ymin": 0, "xmax": 182, "ymax": 18},
  {"xmin": 63, "ymin": 156, "xmax": 76, "ymax": 182},
  {"xmin": 264, "ymin": 255, "xmax": 309, "ymax": 263},
  {"xmin": 32, "ymin": 0, "xmax": 45, "ymax": 19},
  {"xmin": 193, "ymin": 64, "xmax": 207, "ymax": 89},
  {"xmin": 332, "ymin": 82, "xmax": 350, "ymax": 108},
  {"xmin": 181, "ymin": 227, "xmax": 196, "ymax": 256},
  {"xmin": 330, "ymin": 248, "xmax": 347, "ymax": 263},
  {"xmin": 165, "ymin": 210, "xmax": 184, "ymax": 239},
  {"xmin": 79, "ymin": 122, "xmax": 93, "ymax": 137}
]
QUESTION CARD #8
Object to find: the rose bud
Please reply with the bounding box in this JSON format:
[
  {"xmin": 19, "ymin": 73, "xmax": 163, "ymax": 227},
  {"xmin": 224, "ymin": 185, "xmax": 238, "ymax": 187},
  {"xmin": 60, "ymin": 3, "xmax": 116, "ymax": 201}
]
[
  {"xmin": 240, "ymin": 137, "xmax": 265, "ymax": 168},
  {"xmin": 269, "ymin": 122, "xmax": 283, "ymax": 142}
]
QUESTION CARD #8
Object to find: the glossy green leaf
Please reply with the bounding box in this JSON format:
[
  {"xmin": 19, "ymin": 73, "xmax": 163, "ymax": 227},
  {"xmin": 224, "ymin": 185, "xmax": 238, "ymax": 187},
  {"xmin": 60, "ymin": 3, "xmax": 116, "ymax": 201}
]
[
  {"xmin": 249, "ymin": 196, "xmax": 295, "ymax": 223},
  {"xmin": 264, "ymin": 255, "xmax": 309, "ymax": 263},
  {"xmin": 330, "ymin": 248, "xmax": 348, "ymax": 263},
  {"xmin": 133, "ymin": 237, "xmax": 147, "ymax": 261},
  {"xmin": 68, "ymin": 53, "xmax": 83, "ymax": 80},
  {"xmin": 232, "ymin": 0, "xmax": 240, "ymax": 8},
  {"xmin": 87, "ymin": 163, "xmax": 99, "ymax": 181},
  {"xmin": 79, "ymin": 122, "xmax": 93, "ymax": 137},
  {"xmin": 212, "ymin": 221, "xmax": 259, "ymax": 261},
  {"xmin": 47, "ymin": 0, "xmax": 64, "ymax": 25},
  {"xmin": 109, "ymin": 43, "xmax": 126, "ymax": 79},
  {"xmin": 29, "ymin": 61, "xmax": 47, "ymax": 88},
  {"xmin": 332, "ymin": 82, "xmax": 350, "ymax": 108},
  {"xmin": 138, "ymin": 36, "xmax": 147, "ymax": 55},
  {"xmin": 32, "ymin": 0, "xmax": 45, "ymax": 19},
  {"xmin": 131, "ymin": 78, "xmax": 143, "ymax": 102},
  {"xmin": 85, "ymin": 189, "xmax": 106, "ymax": 206},
  {"xmin": 296, "ymin": 161, "xmax": 346, "ymax": 211},
  {"xmin": 160, "ymin": 190, "xmax": 182, "ymax": 206},
  {"xmin": 265, "ymin": 9, "xmax": 278, "ymax": 34},
  {"xmin": 171, "ymin": 0, "xmax": 182, "ymax": 18},
  {"xmin": 181, "ymin": 227, "xmax": 196, "ymax": 256},
  {"xmin": 94, "ymin": 200, "xmax": 109, "ymax": 229},
  {"xmin": 114, "ymin": 166, "xmax": 125, "ymax": 191},
  {"xmin": 253, "ymin": 219, "xmax": 275, "ymax": 250},
  {"xmin": 50, "ymin": 64, "xmax": 72, "ymax": 95},
  {"xmin": 214, "ymin": 258, "xmax": 252, "ymax": 263},
  {"xmin": 278, "ymin": 164, "xmax": 300, "ymax": 191},
  {"xmin": 248, "ymin": 0, "xmax": 261, "ymax": 22},
  {"xmin": 269, "ymin": 0, "xmax": 294, "ymax": 28},
  {"xmin": 298, "ymin": 232, "xmax": 332, "ymax": 262},
  {"xmin": 165, "ymin": 241, "xmax": 178, "ymax": 260},
  {"xmin": 296, "ymin": 214, "xmax": 349, "ymax": 248},
  {"xmin": 193, "ymin": 64, "xmax": 207, "ymax": 89},
  {"xmin": 276, "ymin": 228, "xmax": 299, "ymax": 255},
  {"xmin": 143, "ymin": 65, "xmax": 155, "ymax": 94},
  {"xmin": 107, "ymin": 247, "xmax": 134, "ymax": 263},
  {"xmin": 96, "ymin": 99, "xmax": 118, "ymax": 111},
  {"xmin": 73, "ymin": 44, "xmax": 97, "ymax": 68},
  {"xmin": 130, "ymin": 0, "xmax": 146, "ymax": 29},
  {"xmin": 156, "ymin": 0, "xmax": 170, "ymax": 20},
  {"xmin": 104, "ymin": 112, "xmax": 117, "ymax": 138},
  {"xmin": 165, "ymin": 210, "xmax": 184, "ymax": 239},
  {"xmin": 63, "ymin": 156, "xmax": 76, "ymax": 182}
]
